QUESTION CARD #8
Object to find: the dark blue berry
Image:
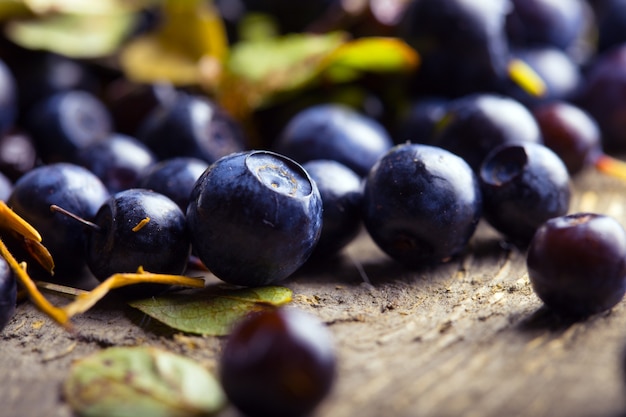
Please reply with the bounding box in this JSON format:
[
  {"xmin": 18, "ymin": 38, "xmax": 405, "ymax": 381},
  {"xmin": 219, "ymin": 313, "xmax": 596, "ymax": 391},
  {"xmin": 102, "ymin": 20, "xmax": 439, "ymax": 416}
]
[
  {"xmin": 74, "ymin": 133, "xmax": 157, "ymax": 194},
  {"xmin": 362, "ymin": 143, "xmax": 482, "ymax": 267},
  {"xmin": 104, "ymin": 80, "xmax": 174, "ymax": 136},
  {"xmin": 302, "ymin": 160, "xmax": 363, "ymax": 258},
  {"xmin": 273, "ymin": 104, "xmax": 393, "ymax": 177},
  {"xmin": 577, "ymin": 44, "xmax": 626, "ymax": 152},
  {"xmin": 505, "ymin": 0, "xmax": 589, "ymax": 52},
  {"xmin": 137, "ymin": 92, "xmax": 247, "ymax": 163},
  {"xmin": 86, "ymin": 189, "xmax": 190, "ymax": 282},
  {"xmin": 479, "ymin": 142, "xmax": 571, "ymax": 245},
  {"xmin": 0, "ymin": 171, "xmax": 12, "ymax": 202},
  {"xmin": 8, "ymin": 51, "xmax": 97, "ymax": 116},
  {"xmin": 220, "ymin": 307, "xmax": 336, "ymax": 417},
  {"xmin": 532, "ymin": 101, "xmax": 602, "ymax": 176},
  {"xmin": 394, "ymin": 97, "xmax": 449, "ymax": 145},
  {"xmin": 0, "ymin": 58, "xmax": 17, "ymax": 135},
  {"xmin": 138, "ymin": 157, "xmax": 209, "ymax": 211},
  {"xmin": 0, "ymin": 257, "xmax": 16, "ymax": 331},
  {"xmin": 504, "ymin": 46, "xmax": 582, "ymax": 106},
  {"xmin": 434, "ymin": 93, "xmax": 542, "ymax": 171},
  {"xmin": 0, "ymin": 129, "xmax": 38, "ymax": 182},
  {"xmin": 8, "ymin": 163, "xmax": 110, "ymax": 275},
  {"xmin": 187, "ymin": 150, "xmax": 323, "ymax": 286},
  {"xmin": 527, "ymin": 213, "xmax": 626, "ymax": 317},
  {"xmin": 398, "ymin": 0, "xmax": 511, "ymax": 97},
  {"xmin": 25, "ymin": 90, "xmax": 113, "ymax": 163}
]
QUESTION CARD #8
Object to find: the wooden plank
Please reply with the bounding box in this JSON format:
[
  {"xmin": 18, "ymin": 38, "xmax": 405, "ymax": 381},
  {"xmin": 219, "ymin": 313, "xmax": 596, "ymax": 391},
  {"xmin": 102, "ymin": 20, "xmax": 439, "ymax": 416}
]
[{"xmin": 2, "ymin": 168, "xmax": 626, "ymax": 417}]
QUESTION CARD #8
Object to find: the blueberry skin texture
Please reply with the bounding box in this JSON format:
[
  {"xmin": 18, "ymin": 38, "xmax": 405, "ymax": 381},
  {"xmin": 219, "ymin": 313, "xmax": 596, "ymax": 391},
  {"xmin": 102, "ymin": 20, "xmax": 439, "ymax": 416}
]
[
  {"xmin": 137, "ymin": 93, "xmax": 247, "ymax": 163},
  {"xmin": 87, "ymin": 189, "xmax": 191, "ymax": 282},
  {"xmin": 527, "ymin": 213, "xmax": 626, "ymax": 317},
  {"xmin": 25, "ymin": 90, "xmax": 112, "ymax": 163},
  {"xmin": 187, "ymin": 150, "xmax": 323, "ymax": 286},
  {"xmin": 302, "ymin": 160, "xmax": 363, "ymax": 258},
  {"xmin": 74, "ymin": 133, "xmax": 157, "ymax": 194},
  {"xmin": 220, "ymin": 307, "xmax": 337, "ymax": 417},
  {"xmin": 0, "ymin": 171, "xmax": 12, "ymax": 202},
  {"xmin": 479, "ymin": 142, "xmax": 571, "ymax": 246},
  {"xmin": 0, "ymin": 257, "xmax": 16, "ymax": 331},
  {"xmin": 362, "ymin": 144, "xmax": 482, "ymax": 267},
  {"xmin": 274, "ymin": 104, "xmax": 393, "ymax": 177},
  {"xmin": 0, "ymin": 59, "xmax": 17, "ymax": 135},
  {"xmin": 434, "ymin": 94, "xmax": 542, "ymax": 171},
  {"xmin": 398, "ymin": 0, "xmax": 511, "ymax": 97},
  {"xmin": 8, "ymin": 163, "xmax": 110, "ymax": 274},
  {"xmin": 138, "ymin": 157, "xmax": 209, "ymax": 211}
]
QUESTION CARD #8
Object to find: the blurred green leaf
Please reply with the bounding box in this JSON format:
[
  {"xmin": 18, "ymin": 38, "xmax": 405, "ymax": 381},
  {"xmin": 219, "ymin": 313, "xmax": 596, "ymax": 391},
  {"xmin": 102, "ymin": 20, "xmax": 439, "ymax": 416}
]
[
  {"xmin": 218, "ymin": 33, "xmax": 419, "ymax": 119},
  {"xmin": 120, "ymin": 0, "xmax": 228, "ymax": 86},
  {"xmin": 227, "ymin": 31, "xmax": 346, "ymax": 85},
  {"xmin": 129, "ymin": 286, "xmax": 293, "ymax": 335},
  {"xmin": 0, "ymin": 1, "xmax": 31, "ymax": 21},
  {"xmin": 5, "ymin": 12, "xmax": 136, "ymax": 58},
  {"xmin": 325, "ymin": 37, "xmax": 420, "ymax": 76},
  {"xmin": 64, "ymin": 346, "xmax": 225, "ymax": 417},
  {"xmin": 218, "ymin": 31, "xmax": 347, "ymax": 119},
  {"xmin": 23, "ymin": 0, "xmax": 156, "ymax": 15}
]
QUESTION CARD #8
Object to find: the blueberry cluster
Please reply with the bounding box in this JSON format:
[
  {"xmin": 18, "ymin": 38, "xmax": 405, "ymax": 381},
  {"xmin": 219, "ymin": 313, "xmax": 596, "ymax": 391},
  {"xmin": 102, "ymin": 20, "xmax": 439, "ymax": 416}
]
[{"xmin": 3, "ymin": 1, "xmax": 626, "ymax": 416}]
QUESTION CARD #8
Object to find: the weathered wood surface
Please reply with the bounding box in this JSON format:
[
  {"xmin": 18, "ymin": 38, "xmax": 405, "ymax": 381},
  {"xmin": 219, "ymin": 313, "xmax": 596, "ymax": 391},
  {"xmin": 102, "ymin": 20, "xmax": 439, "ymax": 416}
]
[{"xmin": 3, "ymin": 168, "xmax": 626, "ymax": 417}]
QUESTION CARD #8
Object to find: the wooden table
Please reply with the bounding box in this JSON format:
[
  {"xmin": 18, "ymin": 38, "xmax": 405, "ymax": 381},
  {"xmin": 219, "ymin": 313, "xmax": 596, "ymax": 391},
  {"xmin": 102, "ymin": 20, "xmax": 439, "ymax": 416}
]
[{"xmin": 2, "ymin": 168, "xmax": 626, "ymax": 417}]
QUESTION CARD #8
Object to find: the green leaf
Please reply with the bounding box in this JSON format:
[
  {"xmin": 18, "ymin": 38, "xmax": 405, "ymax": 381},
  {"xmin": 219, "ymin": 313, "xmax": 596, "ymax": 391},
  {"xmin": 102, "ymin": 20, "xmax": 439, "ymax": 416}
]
[
  {"xmin": 226, "ymin": 31, "xmax": 346, "ymax": 85},
  {"xmin": 324, "ymin": 37, "xmax": 420, "ymax": 79},
  {"xmin": 217, "ymin": 32, "xmax": 418, "ymax": 120},
  {"xmin": 129, "ymin": 286, "xmax": 293, "ymax": 335},
  {"xmin": 217, "ymin": 31, "xmax": 346, "ymax": 119},
  {"xmin": 22, "ymin": 0, "xmax": 155, "ymax": 15},
  {"xmin": 119, "ymin": 0, "xmax": 228, "ymax": 87},
  {"xmin": 0, "ymin": 1, "xmax": 31, "ymax": 21},
  {"xmin": 5, "ymin": 12, "xmax": 136, "ymax": 58},
  {"xmin": 64, "ymin": 346, "xmax": 226, "ymax": 417}
]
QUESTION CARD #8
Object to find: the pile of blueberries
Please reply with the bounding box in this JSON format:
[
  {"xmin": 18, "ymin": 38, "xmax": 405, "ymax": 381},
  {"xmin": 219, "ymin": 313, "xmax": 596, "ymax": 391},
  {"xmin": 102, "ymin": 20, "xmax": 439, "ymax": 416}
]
[{"xmin": 3, "ymin": 0, "xmax": 626, "ymax": 416}]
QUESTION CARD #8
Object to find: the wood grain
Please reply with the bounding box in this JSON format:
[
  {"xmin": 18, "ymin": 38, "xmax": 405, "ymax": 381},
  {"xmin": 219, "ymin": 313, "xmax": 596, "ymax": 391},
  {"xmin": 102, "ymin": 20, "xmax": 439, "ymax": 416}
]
[{"xmin": 2, "ymin": 169, "xmax": 626, "ymax": 417}]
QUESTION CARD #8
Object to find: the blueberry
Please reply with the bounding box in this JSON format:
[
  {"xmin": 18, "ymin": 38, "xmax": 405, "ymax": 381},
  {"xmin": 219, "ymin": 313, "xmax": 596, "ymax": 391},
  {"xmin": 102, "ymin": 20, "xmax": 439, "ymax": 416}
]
[
  {"xmin": 86, "ymin": 189, "xmax": 191, "ymax": 283},
  {"xmin": 0, "ymin": 257, "xmax": 16, "ymax": 331},
  {"xmin": 0, "ymin": 58, "xmax": 17, "ymax": 135},
  {"xmin": 7, "ymin": 51, "xmax": 97, "ymax": 116},
  {"xmin": 577, "ymin": 44, "xmax": 626, "ymax": 151},
  {"xmin": 504, "ymin": 46, "xmax": 582, "ymax": 106},
  {"xmin": 220, "ymin": 307, "xmax": 337, "ymax": 417},
  {"xmin": 25, "ymin": 90, "xmax": 113, "ymax": 163},
  {"xmin": 273, "ymin": 103, "xmax": 393, "ymax": 177},
  {"xmin": 302, "ymin": 160, "xmax": 363, "ymax": 258},
  {"xmin": 532, "ymin": 101, "xmax": 602, "ymax": 176},
  {"xmin": 398, "ymin": 0, "xmax": 511, "ymax": 97},
  {"xmin": 433, "ymin": 93, "xmax": 542, "ymax": 171},
  {"xmin": 8, "ymin": 163, "xmax": 110, "ymax": 275},
  {"xmin": 74, "ymin": 133, "xmax": 157, "ymax": 194},
  {"xmin": 137, "ymin": 92, "xmax": 248, "ymax": 163},
  {"xmin": 0, "ymin": 171, "xmax": 12, "ymax": 202},
  {"xmin": 527, "ymin": 213, "xmax": 626, "ymax": 317},
  {"xmin": 362, "ymin": 143, "xmax": 482, "ymax": 267},
  {"xmin": 479, "ymin": 142, "xmax": 571, "ymax": 245},
  {"xmin": 394, "ymin": 97, "xmax": 449, "ymax": 145},
  {"xmin": 138, "ymin": 157, "xmax": 209, "ymax": 211},
  {"xmin": 0, "ymin": 129, "xmax": 39, "ymax": 182},
  {"xmin": 104, "ymin": 80, "xmax": 175, "ymax": 136},
  {"xmin": 505, "ymin": 0, "xmax": 589, "ymax": 52},
  {"xmin": 595, "ymin": 0, "xmax": 626, "ymax": 53},
  {"xmin": 187, "ymin": 150, "xmax": 323, "ymax": 286}
]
